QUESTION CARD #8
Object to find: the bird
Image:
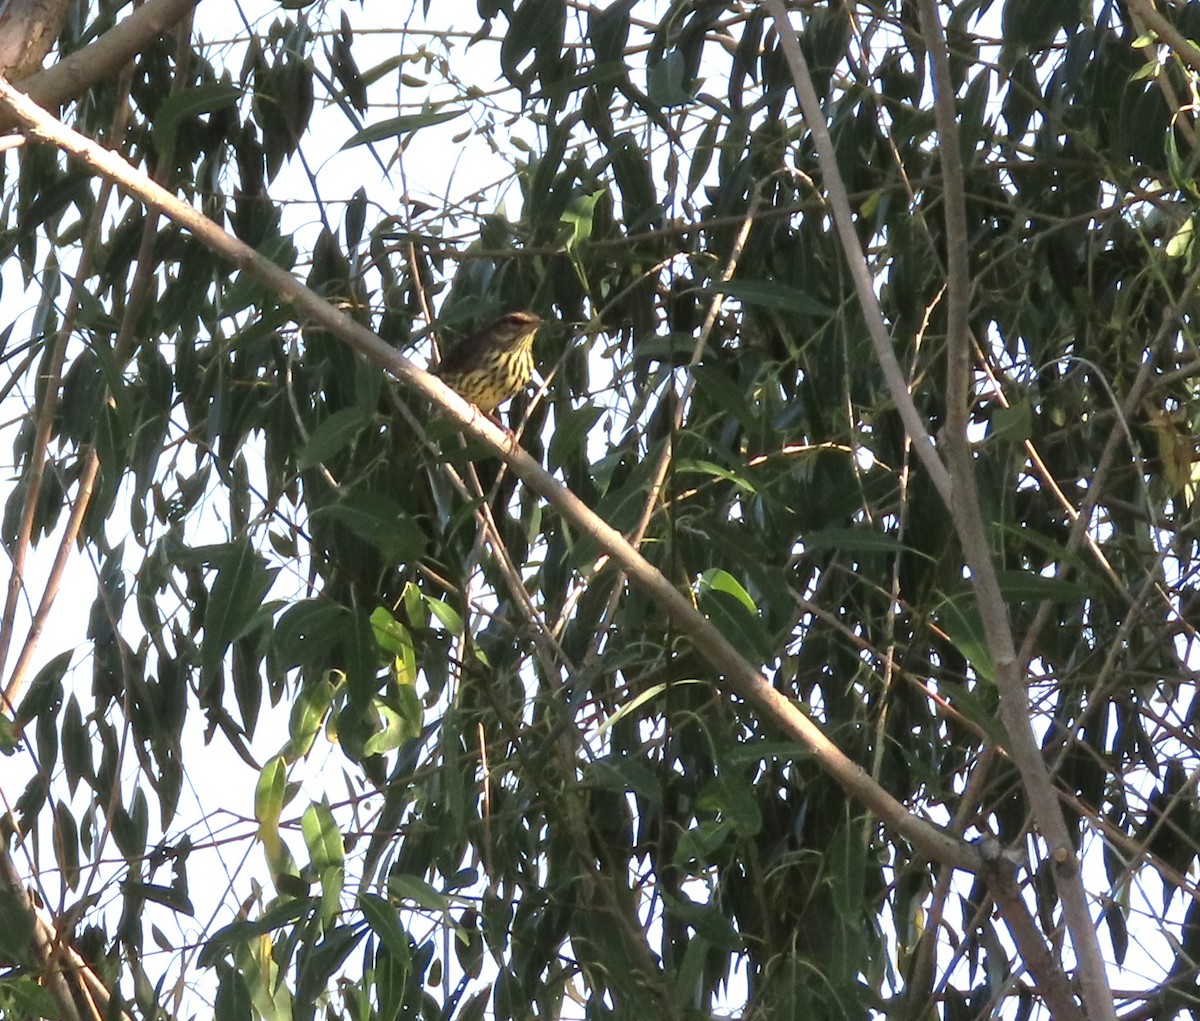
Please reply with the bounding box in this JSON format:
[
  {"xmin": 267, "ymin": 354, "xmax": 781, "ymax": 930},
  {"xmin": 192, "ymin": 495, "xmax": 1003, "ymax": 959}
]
[{"xmin": 432, "ymin": 310, "xmax": 542, "ymax": 417}]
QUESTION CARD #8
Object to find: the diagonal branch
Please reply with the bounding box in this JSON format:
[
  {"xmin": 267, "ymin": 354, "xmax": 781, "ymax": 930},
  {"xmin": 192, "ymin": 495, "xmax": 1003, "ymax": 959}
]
[
  {"xmin": 0, "ymin": 0, "xmax": 198, "ymax": 131},
  {"xmin": 1124, "ymin": 0, "xmax": 1200, "ymax": 74},
  {"xmin": 762, "ymin": 0, "xmax": 953, "ymax": 505},
  {"xmin": 578, "ymin": 188, "xmax": 761, "ymax": 672},
  {"xmin": 0, "ymin": 57, "xmax": 139, "ymax": 703},
  {"xmin": 0, "ymin": 75, "xmax": 982, "ymax": 873},
  {"xmin": 0, "ymin": 843, "xmax": 136, "ymax": 1021},
  {"xmin": 913, "ymin": 3, "xmax": 1116, "ymax": 1018},
  {"xmin": 765, "ymin": 3, "xmax": 1117, "ymax": 1017}
]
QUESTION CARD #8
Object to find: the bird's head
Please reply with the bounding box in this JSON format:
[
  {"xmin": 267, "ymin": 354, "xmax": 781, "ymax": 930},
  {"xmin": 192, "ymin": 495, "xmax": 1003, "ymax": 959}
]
[{"xmin": 494, "ymin": 310, "xmax": 542, "ymax": 347}]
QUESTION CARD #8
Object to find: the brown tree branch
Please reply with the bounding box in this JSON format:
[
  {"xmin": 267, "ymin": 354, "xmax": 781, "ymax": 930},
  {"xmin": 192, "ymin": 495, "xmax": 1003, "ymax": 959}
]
[
  {"xmin": 1125, "ymin": 0, "xmax": 1200, "ymax": 74},
  {"xmin": 761, "ymin": 0, "xmax": 953, "ymax": 505},
  {"xmin": 763, "ymin": 2, "xmax": 1116, "ymax": 1016},
  {"xmin": 984, "ymin": 850, "xmax": 1087, "ymax": 1021},
  {"xmin": 0, "ymin": 59, "xmax": 138, "ymax": 703},
  {"xmin": 0, "ymin": 0, "xmax": 198, "ymax": 130},
  {"xmin": 914, "ymin": 3, "xmax": 1116, "ymax": 1018},
  {"xmin": 0, "ymin": 843, "xmax": 133, "ymax": 1021},
  {"xmin": 3, "ymin": 453, "xmax": 99, "ymax": 703},
  {"xmin": 0, "ymin": 0, "xmax": 73, "ymax": 82},
  {"xmin": 0, "ymin": 75, "xmax": 983, "ymax": 874}
]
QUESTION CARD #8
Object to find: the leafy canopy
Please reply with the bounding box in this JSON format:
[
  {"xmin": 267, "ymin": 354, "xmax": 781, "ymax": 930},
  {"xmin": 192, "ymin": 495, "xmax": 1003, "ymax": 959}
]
[{"xmin": 2, "ymin": 2, "xmax": 1200, "ymax": 1020}]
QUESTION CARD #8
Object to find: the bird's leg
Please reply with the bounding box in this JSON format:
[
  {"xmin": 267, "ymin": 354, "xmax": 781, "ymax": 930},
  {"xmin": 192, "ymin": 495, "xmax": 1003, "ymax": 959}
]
[{"xmin": 483, "ymin": 408, "xmax": 517, "ymax": 441}]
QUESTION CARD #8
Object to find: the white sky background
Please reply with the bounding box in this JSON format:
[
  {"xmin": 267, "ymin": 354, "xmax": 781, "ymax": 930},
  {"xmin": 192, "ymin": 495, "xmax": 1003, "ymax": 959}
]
[{"xmin": 1, "ymin": 1, "xmax": 1194, "ymax": 1018}]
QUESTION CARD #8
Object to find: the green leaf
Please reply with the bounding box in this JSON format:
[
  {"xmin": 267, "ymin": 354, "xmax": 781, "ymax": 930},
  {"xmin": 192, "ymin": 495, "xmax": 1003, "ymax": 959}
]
[
  {"xmin": 341, "ymin": 110, "xmax": 464, "ymax": 150},
  {"xmin": 255, "ymin": 756, "xmax": 289, "ymax": 877},
  {"xmin": 123, "ymin": 880, "xmax": 195, "ymax": 916},
  {"xmin": 373, "ymin": 936, "xmax": 410, "ymax": 1019},
  {"xmin": 53, "ymin": 800, "xmax": 80, "ymax": 889},
  {"xmin": 610, "ymin": 131, "xmax": 657, "ymax": 228},
  {"xmin": 991, "ymin": 570, "xmax": 1090, "ymax": 603},
  {"xmin": 359, "ymin": 893, "xmax": 413, "ymax": 966},
  {"xmin": 697, "ymin": 568, "xmax": 757, "ymax": 615},
  {"xmin": 14, "ymin": 650, "xmax": 71, "ymax": 729},
  {"xmin": 363, "ymin": 690, "xmax": 422, "ymax": 753},
  {"xmin": 500, "ymin": 0, "xmax": 562, "ymax": 85},
  {"xmin": 0, "ymin": 885, "xmax": 35, "ymax": 966},
  {"xmin": 296, "ymin": 407, "xmax": 373, "ymax": 468},
  {"xmin": 1167, "ymin": 216, "xmax": 1195, "ymax": 260},
  {"xmin": 587, "ymin": 753, "xmax": 663, "ymax": 804},
  {"xmin": 370, "ymin": 607, "xmax": 417, "ymax": 685},
  {"xmin": 255, "ymin": 756, "xmax": 286, "ymax": 827},
  {"xmin": 687, "ymin": 115, "xmax": 720, "ymax": 196},
  {"xmin": 560, "ymin": 190, "xmax": 603, "ymax": 249},
  {"xmin": 708, "ymin": 279, "xmax": 832, "ymax": 316},
  {"xmin": 214, "ymin": 964, "xmax": 254, "ymax": 1021},
  {"xmin": 199, "ymin": 899, "xmax": 312, "ymax": 969},
  {"xmin": 224, "ymin": 236, "xmax": 298, "ymax": 313},
  {"xmin": 1001, "ymin": 0, "xmax": 1084, "ymax": 52},
  {"xmin": 934, "ymin": 594, "xmax": 995, "ymax": 683},
  {"xmin": 589, "ymin": 0, "xmax": 635, "ymax": 63},
  {"xmin": 19, "ymin": 170, "xmax": 94, "ymax": 237},
  {"xmin": 285, "ymin": 676, "xmax": 336, "ymax": 762},
  {"xmin": 829, "ymin": 823, "xmax": 866, "ymax": 915},
  {"xmin": 0, "ymin": 714, "xmax": 20, "ymax": 755},
  {"xmin": 549, "ymin": 402, "xmax": 603, "ymax": 473},
  {"xmin": 202, "ymin": 543, "xmax": 277, "ymax": 690},
  {"xmin": 152, "ymin": 82, "xmax": 242, "ymax": 158},
  {"xmin": 273, "ymin": 600, "xmax": 350, "ymax": 672},
  {"xmin": 423, "ymin": 595, "xmax": 463, "ymax": 636},
  {"xmin": 601, "ymin": 681, "xmax": 678, "ymax": 731},
  {"xmin": 803, "ymin": 527, "xmax": 934, "ymax": 560},
  {"xmin": 662, "ymin": 891, "xmax": 741, "ymax": 950},
  {"xmin": 988, "ymin": 400, "xmax": 1033, "ymax": 445},
  {"xmin": 697, "ymin": 771, "xmax": 762, "ymax": 837},
  {"xmin": 387, "ymin": 873, "xmax": 450, "ymax": 912},
  {"xmin": 936, "ymin": 678, "xmax": 1008, "ymax": 748},
  {"xmin": 112, "ymin": 788, "xmax": 149, "ymax": 859},
  {"xmin": 993, "ymin": 523, "xmax": 1098, "ymax": 584},
  {"xmin": 302, "ymin": 800, "xmax": 345, "ymax": 872},
  {"xmin": 294, "ymin": 924, "xmax": 363, "ymax": 1009},
  {"xmin": 647, "ymin": 49, "xmax": 694, "ymax": 107},
  {"xmin": 696, "ymin": 570, "xmax": 773, "ymax": 664},
  {"xmin": 0, "ymin": 976, "xmax": 56, "ymax": 1016},
  {"xmin": 674, "ymin": 820, "xmax": 733, "ymax": 870},
  {"xmin": 535, "ymin": 61, "xmax": 626, "ymax": 102},
  {"xmin": 314, "ymin": 492, "xmax": 427, "ymax": 561},
  {"xmin": 676, "ymin": 458, "xmax": 756, "ymax": 494},
  {"xmin": 690, "ymin": 363, "xmax": 754, "ymax": 423},
  {"xmin": 303, "ymin": 801, "xmax": 345, "ymax": 926}
]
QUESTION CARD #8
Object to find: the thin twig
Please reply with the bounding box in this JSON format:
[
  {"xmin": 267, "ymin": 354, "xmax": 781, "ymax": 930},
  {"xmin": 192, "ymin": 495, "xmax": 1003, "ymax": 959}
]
[{"xmin": 4, "ymin": 454, "xmax": 99, "ymax": 701}]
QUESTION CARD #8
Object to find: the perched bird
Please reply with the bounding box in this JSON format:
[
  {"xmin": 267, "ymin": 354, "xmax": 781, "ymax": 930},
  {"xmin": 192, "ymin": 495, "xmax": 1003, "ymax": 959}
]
[{"xmin": 432, "ymin": 310, "xmax": 542, "ymax": 417}]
